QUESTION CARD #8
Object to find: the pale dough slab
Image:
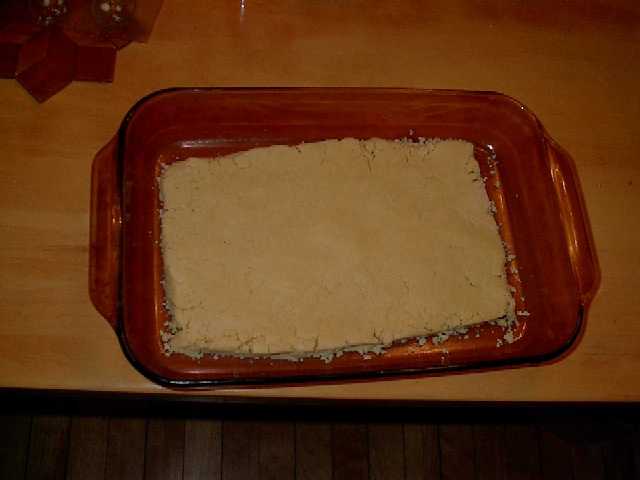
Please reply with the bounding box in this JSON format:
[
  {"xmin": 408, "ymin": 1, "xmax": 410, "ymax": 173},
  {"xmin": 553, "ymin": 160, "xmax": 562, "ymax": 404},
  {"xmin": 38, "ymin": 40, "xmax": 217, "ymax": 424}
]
[{"xmin": 159, "ymin": 139, "xmax": 512, "ymax": 356}]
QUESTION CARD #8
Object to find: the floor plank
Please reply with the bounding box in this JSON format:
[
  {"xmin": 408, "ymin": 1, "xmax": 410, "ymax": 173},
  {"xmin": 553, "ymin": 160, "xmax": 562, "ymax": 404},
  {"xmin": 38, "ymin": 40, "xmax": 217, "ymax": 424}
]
[
  {"xmin": 184, "ymin": 419, "xmax": 222, "ymax": 480},
  {"xmin": 369, "ymin": 422, "xmax": 404, "ymax": 480},
  {"xmin": 104, "ymin": 417, "xmax": 147, "ymax": 480},
  {"xmin": 632, "ymin": 423, "xmax": 640, "ymax": 478},
  {"xmin": 602, "ymin": 435, "xmax": 636, "ymax": 480},
  {"xmin": 295, "ymin": 422, "xmax": 332, "ymax": 480},
  {"xmin": 67, "ymin": 416, "xmax": 108, "ymax": 480},
  {"xmin": 572, "ymin": 442, "xmax": 605, "ymax": 480},
  {"xmin": 403, "ymin": 424, "xmax": 440, "ymax": 480},
  {"xmin": 538, "ymin": 425, "xmax": 574, "ymax": 480},
  {"xmin": 403, "ymin": 424, "xmax": 425, "ymax": 480},
  {"xmin": 3, "ymin": 408, "xmax": 637, "ymax": 480},
  {"xmin": 504, "ymin": 424, "xmax": 541, "ymax": 480},
  {"xmin": 332, "ymin": 422, "xmax": 369, "ymax": 480},
  {"xmin": 25, "ymin": 415, "xmax": 71, "ymax": 480},
  {"xmin": 145, "ymin": 418, "xmax": 185, "ymax": 480},
  {"xmin": 221, "ymin": 421, "xmax": 259, "ymax": 480},
  {"xmin": 258, "ymin": 421, "xmax": 295, "ymax": 480},
  {"xmin": 439, "ymin": 423, "xmax": 475, "ymax": 480},
  {"xmin": 0, "ymin": 414, "xmax": 32, "ymax": 480},
  {"xmin": 474, "ymin": 424, "xmax": 505, "ymax": 480}
]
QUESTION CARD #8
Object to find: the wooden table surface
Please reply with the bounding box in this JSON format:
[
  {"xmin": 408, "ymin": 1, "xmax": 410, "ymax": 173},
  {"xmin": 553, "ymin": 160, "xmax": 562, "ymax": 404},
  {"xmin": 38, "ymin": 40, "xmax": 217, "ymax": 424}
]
[{"xmin": 2, "ymin": 0, "xmax": 639, "ymax": 401}]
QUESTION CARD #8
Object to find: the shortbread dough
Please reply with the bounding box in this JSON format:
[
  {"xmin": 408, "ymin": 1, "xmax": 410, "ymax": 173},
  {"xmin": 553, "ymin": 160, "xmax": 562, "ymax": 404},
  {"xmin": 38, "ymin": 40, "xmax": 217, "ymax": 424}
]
[{"xmin": 159, "ymin": 138, "xmax": 512, "ymax": 357}]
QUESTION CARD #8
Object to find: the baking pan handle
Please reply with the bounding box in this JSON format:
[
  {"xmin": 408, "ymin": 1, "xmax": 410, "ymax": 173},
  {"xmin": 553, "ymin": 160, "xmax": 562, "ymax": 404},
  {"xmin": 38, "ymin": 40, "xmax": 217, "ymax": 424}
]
[
  {"xmin": 546, "ymin": 137, "xmax": 601, "ymax": 305},
  {"xmin": 89, "ymin": 137, "xmax": 121, "ymax": 331}
]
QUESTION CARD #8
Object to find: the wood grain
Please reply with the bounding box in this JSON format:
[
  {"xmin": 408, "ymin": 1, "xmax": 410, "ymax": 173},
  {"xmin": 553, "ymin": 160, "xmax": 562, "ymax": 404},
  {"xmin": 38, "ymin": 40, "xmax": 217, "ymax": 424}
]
[
  {"xmin": 0, "ymin": 414, "xmax": 31, "ymax": 480},
  {"xmin": 439, "ymin": 424, "xmax": 475, "ymax": 480},
  {"xmin": 25, "ymin": 415, "xmax": 71, "ymax": 480},
  {"xmin": 633, "ymin": 423, "xmax": 640, "ymax": 479},
  {"xmin": 474, "ymin": 424, "xmax": 505, "ymax": 480},
  {"xmin": 602, "ymin": 434, "xmax": 636, "ymax": 480},
  {"xmin": 295, "ymin": 422, "xmax": 332, "ymax": 480},
  {"xmin": 105, "ymin": 417, "xmax": 147, "ymax": 480},
  {"xmin": 332, "ymin": 423, "xmax": 369, "ymax": 480},
  {"xmin": 504, "ymin": 424, "xmax": 541, "ymax": 480},
  {"xmin": 403, "ymin": 424, "xmax": 440, "ymax": 480},
  {"xmin": 8, "ymin": 411, "xmax": 640, "ymax": 480},
  {"xmin": 67, "ymin": 416, "xmax": 108, "ymax": 480},
  {"xmin": 183, "ymin": 419, "xmax": 222, "ymax": 480},
  {"xmin": 403, "ymin": 424, "xmax": 425, "ymax": 480},
  {"xmin": 572, "ymin": 442, "xmax": 605, "ymax": 480},
  {"xmin": 538, "ymin": 425, "xmax": 574, "ymax": 480},
  {"xmin": 369, "ymin": 422, "xmax": 405, "ymax": 480},
  {"xmin": 0, "ymin": 0, "xmax": 639, "ymax": 401},
  {"xmin": 221, "ymin": 421, "xmax": 259, "ymax": 480},
  {"xmin": 144, "ymin": 418, "xmax": 185, "ymax": 480},
  {"xmin": 258, "ymin": 421, "xmax": 295, "ymax": 480}
]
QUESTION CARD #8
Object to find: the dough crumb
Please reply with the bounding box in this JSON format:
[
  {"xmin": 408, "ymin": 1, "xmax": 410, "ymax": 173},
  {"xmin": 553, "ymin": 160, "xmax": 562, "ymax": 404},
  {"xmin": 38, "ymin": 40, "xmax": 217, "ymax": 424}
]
[{"xmin": 159, "ymin": 138, "xmax": 515, "ymax": 359}]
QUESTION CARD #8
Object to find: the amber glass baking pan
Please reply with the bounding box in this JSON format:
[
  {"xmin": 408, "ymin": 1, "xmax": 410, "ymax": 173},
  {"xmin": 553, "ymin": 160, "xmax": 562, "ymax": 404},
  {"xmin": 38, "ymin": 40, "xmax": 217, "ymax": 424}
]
[{"xmin": 89, "ymin": 88, "xmax": 599, "ymax": 387}]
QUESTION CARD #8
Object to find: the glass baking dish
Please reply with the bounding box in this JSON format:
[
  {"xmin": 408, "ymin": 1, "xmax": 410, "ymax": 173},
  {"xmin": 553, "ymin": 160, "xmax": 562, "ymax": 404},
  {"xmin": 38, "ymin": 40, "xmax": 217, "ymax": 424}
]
[{"xmin": 89, "ymin": 88, "xmax": 599, "ymax": 387}]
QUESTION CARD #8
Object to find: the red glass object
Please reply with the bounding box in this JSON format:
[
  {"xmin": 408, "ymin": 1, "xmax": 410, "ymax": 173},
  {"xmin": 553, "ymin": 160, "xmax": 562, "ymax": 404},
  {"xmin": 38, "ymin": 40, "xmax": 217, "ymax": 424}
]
[
  {"xmin": 0, "ymin": 0, "xmax": 162, "ymax": 101},
  {"xmin": 75, "ymin": 42, "xmax": 116, "ymax": 82},
  {"xmin": 90, "ymin": 88, "xmax": 600, "ymax": 388},
  {"xmin": 16, "ymin": 27, "xmax": 77, "ymax": 103}
]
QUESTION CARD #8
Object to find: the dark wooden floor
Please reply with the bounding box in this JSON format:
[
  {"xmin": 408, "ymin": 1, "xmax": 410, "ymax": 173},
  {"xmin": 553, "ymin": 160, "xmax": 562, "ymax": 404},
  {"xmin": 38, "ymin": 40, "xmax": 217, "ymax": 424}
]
[{"xmin": 1, "ymin": 395, "xmax": 639, "ymax": 480}]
